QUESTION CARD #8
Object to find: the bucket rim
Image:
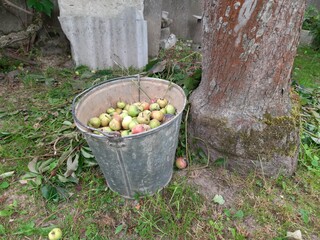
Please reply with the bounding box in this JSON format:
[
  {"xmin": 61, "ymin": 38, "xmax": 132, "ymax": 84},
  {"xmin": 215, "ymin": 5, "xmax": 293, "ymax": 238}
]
[{"xmin": 72, "ymin": 75, "xmax": 187, "ymax": 140}]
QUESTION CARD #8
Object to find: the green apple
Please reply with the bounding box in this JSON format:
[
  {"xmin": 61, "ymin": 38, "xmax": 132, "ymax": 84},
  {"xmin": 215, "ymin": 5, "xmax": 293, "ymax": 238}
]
[
  {"xmin": 101, "ymin": 126, "xmax": 112, "ymax": 132},
  {"xmin": 160, "ymin": 108, "xmax": 167, "ymax": 114},
  {"xmin": 157, "ymin": 98, "xmax": 168, "ymax": 108},
  {"xmin": 88, "ymin": 117, "xmax": 101, "ymax": 128},
  {"xmin": 121, "ymin": 130, "xmax": 130, "ymax": 137},
  {"xmin": 124, "ymin": 104, "xmax": 130, "ymax": 111},
  {"xmin": 150, "ymin": 110, "xmax": 164, "ymax": 122},
  {"xmin": 117, "ymin": 100, "xmax": 126, "ymax": 109},
  {"xmin": 142, "ymin": 110, "xmax": 151, "ymax": 118},
  {"xmin": 129, "ymin": 118, "xmax": 139, "ymax": 130},
  {"xmin": 120, "ymin": 111, "xmax": 129, "ymax": 119},
  {"xmin": 109, "ymin": 119, "xmax": 121, "ymax": 131},
  {"xmin": 149, "ymin": 119, "xmax": 161, "ymax": 129},
  {"xmin": 150, "ymin": 103, "xmax": 160, "ymax": 111},
  {"xmin": 137, "ymin": 112, "xmax": 150, "ymax": 124},
  {"xmin": 122, "ymin": 116, "xmax": 133, "ymax": 130},
  {"xmin": 128, "ymin": 105, "xmax": 140, "ymax": 117},
  {"xmin": 106, "ymin": 107, "xmax": 115, "ymax": 114},
  {"xmin": 115, "ymin": 108, "xmax": 122, "ymax": 114},
  {"xmin": 133, "ymin": 102, "xmax": 144, "ymax": 112},
  {"xmin": 99, "ymin": 113, "xmax": 111, "ymax": 127},
  {"xmin": 165, "ymin": 104, "xmax": 176, "ymax": 115},
  {"xmin": 48, "ymin": 228, "xmax": 62, "ymax": 240}
]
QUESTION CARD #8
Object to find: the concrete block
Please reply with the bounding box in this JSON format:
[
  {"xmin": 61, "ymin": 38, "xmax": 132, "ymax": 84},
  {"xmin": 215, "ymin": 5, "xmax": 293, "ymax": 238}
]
[
  {"xmin": 58, "ymin": 0, "xmax": 144, "ymax": 17},
  {"xmin": 143, "ymin": 0, "xmax": 163, "ymax": 57},
  {"xmin": 161, "ymin": 11, "xmax": 173, "ymax": 28},
  {"xmin": 307, "ymin": 0, "xmax": 320, "ymax": 9},
  {"xmin": 300, "ymin": 30, "xmax": 314, "ymax": 46},
  {"xmin": 160, "ymin": 33, "xmax": 177, "ymax": 49},
  {"xmin": 161, "ymin": 27, "xmax": 171, "ymax": 40},
  {"xmin": 162, "ymin": 0, "xmax": 202, "ymax": 43},
  {"xmin": 59, "ymin": 8, "xmax": 148, "ymax": 69}
]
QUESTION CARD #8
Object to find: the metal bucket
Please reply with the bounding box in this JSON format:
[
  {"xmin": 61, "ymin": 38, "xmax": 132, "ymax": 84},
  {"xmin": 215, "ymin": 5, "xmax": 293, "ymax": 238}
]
[{"xmin": 72, "ymin": 76, "xmax": 187, "ymax": 199}]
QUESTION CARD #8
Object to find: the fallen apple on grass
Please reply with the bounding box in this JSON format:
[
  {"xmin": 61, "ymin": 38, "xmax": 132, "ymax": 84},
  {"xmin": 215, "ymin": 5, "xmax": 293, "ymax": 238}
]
[
  {"xmin": 48, "ymin": 228, "xmax": 62, "ymax": 240},
  {"xmin": 175, "ymin": 157, "xmax": 188, "ymax": 169}
]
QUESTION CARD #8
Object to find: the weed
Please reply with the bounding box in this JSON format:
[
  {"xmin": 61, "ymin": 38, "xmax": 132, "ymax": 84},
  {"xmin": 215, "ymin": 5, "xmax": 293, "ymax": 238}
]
[
  {"xmin": 295, "ymin": 86, "xmax": 320, "ymax": 175},
  {"xmin": 27, "ymin": 0, "xmax": 54, "ymax": 16},
  {"xmin": 303, "ymin": 5, "xmax": 320, "ymax": 49},
  {"xmin": 0, "ymin": 57, "xmax": 22, "ymax": 73},
  {"xmin": 293, "ymin": 47, "xmax": 320, "ymax": 87},
  {"xmin": 150, "ymin": 40, "xmax": 202, "ymax": 96}
]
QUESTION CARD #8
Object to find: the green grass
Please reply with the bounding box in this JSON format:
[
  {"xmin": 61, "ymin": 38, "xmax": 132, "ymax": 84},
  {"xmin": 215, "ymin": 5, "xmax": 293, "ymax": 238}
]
[
  {"xmin": 293, "ymin": 46, "xmax": 320, "ymax": 87},
  {"xmin": 0, "ymin": 45, "xmax": 319, "ymax": 239}
]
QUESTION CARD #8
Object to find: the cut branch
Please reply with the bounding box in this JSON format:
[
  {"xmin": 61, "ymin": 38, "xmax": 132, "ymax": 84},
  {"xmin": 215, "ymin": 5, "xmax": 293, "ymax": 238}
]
[
  {"xmin": 2, "ymin": 50, "xmax": 38, "ymax": 65},
  {"xmin": 3, "ymin": 0, "xmax": 33, "ymax": 15}
]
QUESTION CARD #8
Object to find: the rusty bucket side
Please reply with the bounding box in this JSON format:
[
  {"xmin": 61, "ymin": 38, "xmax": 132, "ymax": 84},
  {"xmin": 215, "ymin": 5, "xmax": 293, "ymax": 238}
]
[{"xmin": 72, "ymin": 76, "xmax": 187, "ymax": 198}]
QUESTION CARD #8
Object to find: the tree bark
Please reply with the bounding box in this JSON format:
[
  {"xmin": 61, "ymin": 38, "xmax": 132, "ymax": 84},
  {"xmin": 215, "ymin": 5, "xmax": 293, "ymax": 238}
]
[{"xmin": 189, "ymin": 0, "xmax": 306, "ymax": 176}]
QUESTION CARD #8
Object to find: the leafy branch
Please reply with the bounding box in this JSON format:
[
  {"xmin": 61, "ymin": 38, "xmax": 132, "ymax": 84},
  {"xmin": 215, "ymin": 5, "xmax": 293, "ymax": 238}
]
[
  {"xmin": 297, "ymin": 85, "xmax": 320, "ymax": 174},
  {"xmin": 20, "ymin": 118, "xmax": 98, "ymax": 202}
]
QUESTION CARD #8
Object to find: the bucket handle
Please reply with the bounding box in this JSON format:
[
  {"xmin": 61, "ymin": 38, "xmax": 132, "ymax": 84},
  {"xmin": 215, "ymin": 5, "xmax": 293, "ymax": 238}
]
[{"xmin": 72, "ymin": 74, "xmax": 142, "ymax": 141}]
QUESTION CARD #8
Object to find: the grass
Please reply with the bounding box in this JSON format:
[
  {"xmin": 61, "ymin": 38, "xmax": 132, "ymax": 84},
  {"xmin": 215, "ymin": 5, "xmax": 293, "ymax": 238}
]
[
  {"xmin": 293, "ymin": 46, "xmax": 320, "ymax": 87},
  {"xmin": 0, "ymin": 43, "xmax": 319, "ymax": 239}
]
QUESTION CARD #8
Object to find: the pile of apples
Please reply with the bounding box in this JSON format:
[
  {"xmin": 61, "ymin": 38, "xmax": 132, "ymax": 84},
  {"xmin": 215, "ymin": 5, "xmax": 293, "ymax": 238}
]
[{"xmin": 87, "ymin": 98, "xmax": 176, "ymax": 136}]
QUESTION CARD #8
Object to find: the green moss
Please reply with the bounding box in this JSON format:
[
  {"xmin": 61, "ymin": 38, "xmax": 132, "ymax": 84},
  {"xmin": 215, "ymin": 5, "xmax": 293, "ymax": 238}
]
[
  {"xmin": 195, "ymin": 100, "xmax": 300, "ymax": 163},
  {"xmin": 242, "ymin": 113, "xmax": 299, "ymax": 159}
]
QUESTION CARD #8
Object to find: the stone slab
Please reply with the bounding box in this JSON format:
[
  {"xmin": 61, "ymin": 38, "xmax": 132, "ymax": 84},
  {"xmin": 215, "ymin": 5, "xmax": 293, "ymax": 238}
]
[
  {"xmin": 143, "ymin": 0, "xmax": 163, "ymax": 57},
  {"xmin": 300, "ymin": 29, "xmax": 314, "ymax": 46},
  {"xmin": 162, "ymin": 0, "xmax": 202, "ymax": 43},
  {"xmin": 58, "ymin": 0, "xmax": 144, "ymax": 17},
  {"xmin": 59, "ymin": 8, "xmax": 148, "ymax": 69},
  {"xmin": 161, "ymin": 27, "xmax": 171, "ymax": 40},
  {"xmin": 307, "ymin": 0, "xmax": 320, "ymax": 9}
]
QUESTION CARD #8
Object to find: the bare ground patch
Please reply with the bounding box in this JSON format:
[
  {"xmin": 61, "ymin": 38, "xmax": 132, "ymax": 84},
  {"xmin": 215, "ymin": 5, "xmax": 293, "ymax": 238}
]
[{"xmin": 176, "ymin": 167, "xmax": 244, "ymax": 206}]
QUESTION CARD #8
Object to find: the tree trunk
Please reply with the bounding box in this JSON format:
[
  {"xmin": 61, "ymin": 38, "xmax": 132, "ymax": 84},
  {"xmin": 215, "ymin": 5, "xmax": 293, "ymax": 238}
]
[{"xmin": 189, "ymin": 0, "xmax": 306, "ymax": 176}]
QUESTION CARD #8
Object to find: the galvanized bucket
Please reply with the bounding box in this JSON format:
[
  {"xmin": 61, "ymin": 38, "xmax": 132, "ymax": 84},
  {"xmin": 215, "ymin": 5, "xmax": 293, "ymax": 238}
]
[{"xmin": 72, "ymin": 76, "xmax": 187, "ymax": 199}]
